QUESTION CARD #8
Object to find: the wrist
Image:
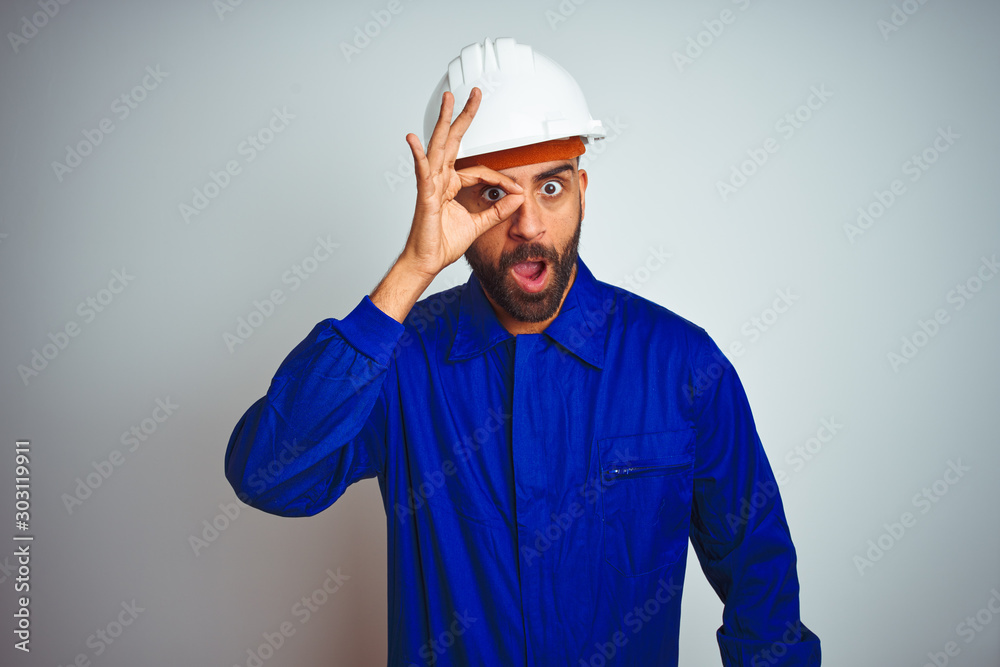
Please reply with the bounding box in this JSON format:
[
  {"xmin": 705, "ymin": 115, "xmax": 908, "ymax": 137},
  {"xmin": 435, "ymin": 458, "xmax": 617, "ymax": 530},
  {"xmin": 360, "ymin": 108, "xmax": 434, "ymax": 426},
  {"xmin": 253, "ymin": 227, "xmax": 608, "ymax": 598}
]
[
  {"xmin": 395, "ymin": 247, "xmax": 441, "ymax": 285},
  {"xmin": 370, "ymin": 255, "xmax": 436, "ymax": 324}
]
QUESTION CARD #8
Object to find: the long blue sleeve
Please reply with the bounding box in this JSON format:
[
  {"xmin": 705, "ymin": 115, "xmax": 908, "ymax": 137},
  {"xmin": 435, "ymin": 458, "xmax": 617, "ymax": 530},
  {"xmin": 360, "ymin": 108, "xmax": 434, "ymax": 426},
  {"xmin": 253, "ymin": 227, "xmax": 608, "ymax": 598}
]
[
  {"xmin": 224, "ymin": 295, "xmax": 404, "ymax": 517},
  {"xmin": 687, "ymin": 339, "xmax": 822, "ymax": 665}
]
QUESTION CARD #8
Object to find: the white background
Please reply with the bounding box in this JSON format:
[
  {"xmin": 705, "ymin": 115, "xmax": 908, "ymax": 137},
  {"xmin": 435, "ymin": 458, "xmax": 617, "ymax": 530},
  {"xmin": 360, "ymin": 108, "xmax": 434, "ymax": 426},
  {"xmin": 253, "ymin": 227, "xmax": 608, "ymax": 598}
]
[{"xmin": 1, "ymin": 0, "xmax": 998, "ymax": 665}]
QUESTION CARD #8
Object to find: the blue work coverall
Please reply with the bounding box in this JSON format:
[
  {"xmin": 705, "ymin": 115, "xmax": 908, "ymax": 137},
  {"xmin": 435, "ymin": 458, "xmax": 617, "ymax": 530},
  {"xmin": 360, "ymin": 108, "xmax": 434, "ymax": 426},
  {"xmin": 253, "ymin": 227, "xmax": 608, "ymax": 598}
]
[{"xmin": 225, "ymin": 257, "xmax": 821, "ymax": 665}]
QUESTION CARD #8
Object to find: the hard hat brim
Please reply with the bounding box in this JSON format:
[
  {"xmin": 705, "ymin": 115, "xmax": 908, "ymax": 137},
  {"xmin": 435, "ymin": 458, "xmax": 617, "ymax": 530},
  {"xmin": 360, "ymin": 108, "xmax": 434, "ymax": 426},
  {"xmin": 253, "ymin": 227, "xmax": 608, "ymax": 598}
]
[{"xmin": 454, "ymin": 136, "xmax": 586, "ymax": 171}]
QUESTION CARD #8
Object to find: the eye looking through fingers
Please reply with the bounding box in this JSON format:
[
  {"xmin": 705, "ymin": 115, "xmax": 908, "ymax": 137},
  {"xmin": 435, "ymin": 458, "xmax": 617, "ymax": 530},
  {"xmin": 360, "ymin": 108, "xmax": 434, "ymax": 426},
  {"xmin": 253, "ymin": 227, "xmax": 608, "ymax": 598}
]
[{"xmin": 482, "ymin": 186, "xmax": 508, "ymax": 203}]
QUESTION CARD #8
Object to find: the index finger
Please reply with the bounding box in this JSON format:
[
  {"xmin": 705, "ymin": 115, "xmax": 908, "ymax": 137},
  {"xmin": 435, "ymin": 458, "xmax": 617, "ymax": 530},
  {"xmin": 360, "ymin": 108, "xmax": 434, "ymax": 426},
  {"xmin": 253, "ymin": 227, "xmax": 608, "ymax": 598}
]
[
  {"xmin": 456, "ymin": 164, "xmax": 524, "ymax": 195},
  {"xmin": 438, "ymin": 87, "xmax": 483, "ymax": 169},
  {"xmin": 424, "ymin": 90, "xmax": 457, "ymax": 167}
]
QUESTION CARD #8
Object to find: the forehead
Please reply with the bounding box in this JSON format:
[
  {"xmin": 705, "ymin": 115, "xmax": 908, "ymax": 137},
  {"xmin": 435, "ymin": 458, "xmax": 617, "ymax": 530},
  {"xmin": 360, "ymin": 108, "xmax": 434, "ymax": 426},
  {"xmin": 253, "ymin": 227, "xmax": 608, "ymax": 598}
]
[{"xmin": 497, "ymin": 159, "xmax": 576, "ymax": 183}]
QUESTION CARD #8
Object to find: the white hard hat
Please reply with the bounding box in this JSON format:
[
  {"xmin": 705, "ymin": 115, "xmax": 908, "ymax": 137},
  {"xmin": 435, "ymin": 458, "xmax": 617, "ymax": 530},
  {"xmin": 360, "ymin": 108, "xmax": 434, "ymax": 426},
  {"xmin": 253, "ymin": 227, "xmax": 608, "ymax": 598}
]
[{"xmin": 423, "ymin": 37, "xmax": 606, "ymax": 161}]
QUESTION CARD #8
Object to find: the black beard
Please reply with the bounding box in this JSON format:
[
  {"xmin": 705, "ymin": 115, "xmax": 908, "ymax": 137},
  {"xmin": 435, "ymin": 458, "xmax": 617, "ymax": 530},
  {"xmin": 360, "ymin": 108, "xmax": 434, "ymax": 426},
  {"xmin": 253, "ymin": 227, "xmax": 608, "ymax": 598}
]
[{"xmin": 464, "ymin": 206, "xmax": 582, "ymax": 324}]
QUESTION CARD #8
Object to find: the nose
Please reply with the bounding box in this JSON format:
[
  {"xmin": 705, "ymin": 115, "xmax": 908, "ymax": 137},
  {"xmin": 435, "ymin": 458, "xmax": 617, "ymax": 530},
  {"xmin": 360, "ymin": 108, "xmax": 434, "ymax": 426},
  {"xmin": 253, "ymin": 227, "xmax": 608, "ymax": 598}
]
[{"xmin": 507, "ymin": 189, "xmax": 545, "ymax": 242}]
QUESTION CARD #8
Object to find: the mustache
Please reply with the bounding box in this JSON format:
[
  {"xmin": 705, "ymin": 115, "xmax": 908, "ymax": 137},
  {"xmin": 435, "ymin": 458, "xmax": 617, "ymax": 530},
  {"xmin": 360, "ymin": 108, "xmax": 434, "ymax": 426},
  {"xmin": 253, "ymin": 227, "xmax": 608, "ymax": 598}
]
[{"xmin": 497, "ymin": 242, "xmax": 559, "ymax": 273}]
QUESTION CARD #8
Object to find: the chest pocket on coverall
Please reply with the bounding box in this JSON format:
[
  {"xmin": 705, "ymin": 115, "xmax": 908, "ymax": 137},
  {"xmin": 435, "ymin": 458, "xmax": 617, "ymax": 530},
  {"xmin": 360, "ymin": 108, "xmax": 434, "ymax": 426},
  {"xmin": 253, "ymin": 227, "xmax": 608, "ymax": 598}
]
[{"xmin": 598, "ymin": 429, "xmax": 695, "ymax": 577}]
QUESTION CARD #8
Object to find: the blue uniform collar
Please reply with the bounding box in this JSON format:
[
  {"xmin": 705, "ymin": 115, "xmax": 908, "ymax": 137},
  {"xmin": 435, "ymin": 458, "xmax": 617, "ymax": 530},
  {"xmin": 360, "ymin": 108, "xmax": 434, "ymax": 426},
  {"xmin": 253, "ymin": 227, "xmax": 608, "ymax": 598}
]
[{"xmin": 448, "ymin": 256, "xmax": 607, "ymax": 369}]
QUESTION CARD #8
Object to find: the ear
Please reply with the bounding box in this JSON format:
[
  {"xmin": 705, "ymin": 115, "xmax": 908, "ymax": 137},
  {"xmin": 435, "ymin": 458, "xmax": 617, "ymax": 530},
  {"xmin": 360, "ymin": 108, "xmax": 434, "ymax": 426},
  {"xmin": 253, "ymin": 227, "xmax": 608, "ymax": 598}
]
[{"xmin": 577, "ymin": 168, "xmax": 589, "ymax": 221}]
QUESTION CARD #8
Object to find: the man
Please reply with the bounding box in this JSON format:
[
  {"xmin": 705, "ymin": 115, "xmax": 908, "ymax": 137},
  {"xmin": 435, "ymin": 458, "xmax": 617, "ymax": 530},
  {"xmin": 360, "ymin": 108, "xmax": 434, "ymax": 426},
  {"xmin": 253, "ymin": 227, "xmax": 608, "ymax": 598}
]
[{"xmin": 225, "ymin": 37, "xmax": 821, "ymax": 665}]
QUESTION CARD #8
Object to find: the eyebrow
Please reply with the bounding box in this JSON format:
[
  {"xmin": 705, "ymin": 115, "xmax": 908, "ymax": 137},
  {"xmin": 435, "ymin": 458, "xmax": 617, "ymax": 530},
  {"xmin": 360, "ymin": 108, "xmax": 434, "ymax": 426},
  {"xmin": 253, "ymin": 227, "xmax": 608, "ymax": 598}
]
[
  {"xmin": 531, "ymin": 164, "xmax": 574, "ymax": 182},
  {"xmin": 500, "ymin": 163, "xmax": 574, "ymax": 187},
  {"xmin": 474, "ymin": 163, "xmax": 574, "ymax": 194}
]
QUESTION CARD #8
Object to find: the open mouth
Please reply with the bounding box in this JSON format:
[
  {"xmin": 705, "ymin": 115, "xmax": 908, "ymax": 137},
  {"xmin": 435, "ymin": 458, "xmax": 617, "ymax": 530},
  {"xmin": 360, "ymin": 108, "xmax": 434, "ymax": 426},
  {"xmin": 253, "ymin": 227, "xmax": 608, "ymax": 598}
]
[{"xmin": 510, "ymin": 260, "xmax": 549, "ymax": 293}]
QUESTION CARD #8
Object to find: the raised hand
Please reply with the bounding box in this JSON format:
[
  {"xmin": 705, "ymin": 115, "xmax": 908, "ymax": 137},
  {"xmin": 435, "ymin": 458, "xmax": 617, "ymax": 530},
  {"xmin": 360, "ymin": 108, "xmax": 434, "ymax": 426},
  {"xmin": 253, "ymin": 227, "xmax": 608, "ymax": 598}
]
[{"xmin": 400, "ymin": 87, "xmax": 524, "ymax": 279}]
